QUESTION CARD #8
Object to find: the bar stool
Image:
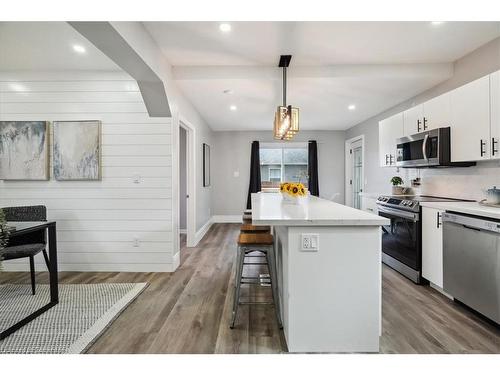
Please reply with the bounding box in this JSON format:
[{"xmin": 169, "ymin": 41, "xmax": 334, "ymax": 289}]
[
  {"xmin": 242, "ymin": 213, "xmax": 252, "ymax": 223},
  {"xmin": 230, "ymin": 232, "xmax": 282, "ymax": 329},
  {"xmin": 240, "ymin": 223, "xmax": 270, "ymax": 233}
]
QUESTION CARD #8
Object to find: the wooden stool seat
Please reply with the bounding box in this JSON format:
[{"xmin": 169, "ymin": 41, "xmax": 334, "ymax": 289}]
[
  {"xmin": 237, "ymin": 233, "xmax": 274, "ymax": 245},
  {"xmin": 240, "ymin": 224, "xmax": 270, "ymax": 233}
]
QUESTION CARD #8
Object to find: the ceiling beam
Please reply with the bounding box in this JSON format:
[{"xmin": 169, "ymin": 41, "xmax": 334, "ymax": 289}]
[
  {"xmin": 69, "ymin": 21, "xmax": 171, "ymax": 117},
  {"xmin": 172, "ymin": 63, "xmax": 453, "ymax": 81}
]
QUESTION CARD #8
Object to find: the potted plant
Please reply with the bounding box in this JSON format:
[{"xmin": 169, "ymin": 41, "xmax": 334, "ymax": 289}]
[
  {"xmin": 390, "ymin": 176, "xmax": 405, "ymax": 195},
  {"xmin": 0, "ymin": 208, "xmax": 9, "ymax": 271}
]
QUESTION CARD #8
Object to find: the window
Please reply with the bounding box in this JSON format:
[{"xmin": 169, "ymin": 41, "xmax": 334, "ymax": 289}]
[{"xmin": 260, "ymin": 144, "xmax": 308, "ymax": 189}]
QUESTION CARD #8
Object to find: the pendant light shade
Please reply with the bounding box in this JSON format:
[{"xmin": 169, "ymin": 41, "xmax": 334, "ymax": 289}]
[{"xmin": 273, "ymin": 55, "xmax": 299, "ymax": 140}]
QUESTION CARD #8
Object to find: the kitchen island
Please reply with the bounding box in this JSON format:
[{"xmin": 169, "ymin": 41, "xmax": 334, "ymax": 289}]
[{"xmin": 251, "ymin": 192, "xmax": 389, "ymax": 353}]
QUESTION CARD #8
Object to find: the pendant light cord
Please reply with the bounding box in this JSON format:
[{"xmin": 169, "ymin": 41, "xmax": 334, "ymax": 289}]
[{"xmin": 282, "ymin": 66, "xmax": 287, "ymax": 106}]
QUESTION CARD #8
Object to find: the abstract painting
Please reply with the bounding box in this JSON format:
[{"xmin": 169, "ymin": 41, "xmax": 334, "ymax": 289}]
[
  {"xmin": 53, "ymin": 121, "xmax": 101, "ymax": 180},
  {"xmin": 0, "ymin": 121, "xmax": 49, "ymax": 180}
]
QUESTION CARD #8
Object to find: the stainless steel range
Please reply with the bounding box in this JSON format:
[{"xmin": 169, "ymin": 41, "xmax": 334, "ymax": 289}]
[{"xmin": 376, "ymin": 195, "xmax": 468, "ymax": 284}]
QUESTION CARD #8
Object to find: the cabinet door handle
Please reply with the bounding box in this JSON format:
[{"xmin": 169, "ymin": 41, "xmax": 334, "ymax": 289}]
[
  {"xmin": 389, "ymin": 154, "xmax": 394, "ymax": 165},
  {"xmin": 385, "ymin": 154, "xmax": 389, "ymax": 165},
  {"xmin": 423, "ymin": 117, "xmax": 428, "ymax": 130},
  {"xmin": 417, "ymin": 119, "xmax": 421, "ymax": 132},
  {"xmin": 436, "ymin": 212, "xmax": 442, "ymax": 228},
  {"xmin": 480, "ymin": 139, "xmax": 486, "ymax": 157},
  {"xmin": 492, "ymin": 138, "xmax": 498, "ymax": 156}
]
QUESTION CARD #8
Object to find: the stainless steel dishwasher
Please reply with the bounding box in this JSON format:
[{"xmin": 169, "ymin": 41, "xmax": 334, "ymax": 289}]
[{"xmin": 442, "ymin": 212, "xmax": 500, "ymax": 324}]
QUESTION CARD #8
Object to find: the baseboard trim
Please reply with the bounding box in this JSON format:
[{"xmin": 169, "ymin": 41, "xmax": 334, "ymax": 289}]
[
  {"xmin": 192, "ymin": 217, "xmax": 213, "ymax": 247},
  {"xmin": 211, "ymin": 215, "xmax": 242, "ymax": 223},
  {"xmin": 171, "ymin": 251, "xmax": 180, "ymax": 271}
]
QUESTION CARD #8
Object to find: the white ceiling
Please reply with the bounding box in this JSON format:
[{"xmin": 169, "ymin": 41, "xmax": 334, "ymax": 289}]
[
  {"xmin": 145, "ymin": 21, "xmax": 500, "ymax": 131},
  {"xmin": 1, "ymin": 22, "xmax": 499, "ymax": 131},
  {"xmin": 0, "ymin": 22, "xmax": 120, "ymax": 71}
]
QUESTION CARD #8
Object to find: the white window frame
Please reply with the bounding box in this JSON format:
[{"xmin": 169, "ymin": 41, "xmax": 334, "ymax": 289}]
[{"xmin": 260, "ymin": 142, "xmax": 308, "ymax": 186}]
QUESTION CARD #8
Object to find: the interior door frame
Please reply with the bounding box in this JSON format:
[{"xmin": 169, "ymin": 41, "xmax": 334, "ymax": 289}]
[
  {"xmin": 178, "ymin": 116, "xmax": 197, "ymax": 249},
  {"xmin": 345, "ymin": 134, "xmax": 365, "ymax": 207}
]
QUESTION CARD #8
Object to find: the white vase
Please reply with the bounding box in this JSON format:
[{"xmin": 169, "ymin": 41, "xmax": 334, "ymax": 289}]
[{"xmin": 392, "ymin": 186, "xmax": 404, "ymax": 195}]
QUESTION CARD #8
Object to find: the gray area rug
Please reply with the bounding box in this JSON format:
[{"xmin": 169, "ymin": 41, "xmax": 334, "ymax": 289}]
[{"xmin": 0, "ymin": 283, "xmax": 147, "ymax": 354}]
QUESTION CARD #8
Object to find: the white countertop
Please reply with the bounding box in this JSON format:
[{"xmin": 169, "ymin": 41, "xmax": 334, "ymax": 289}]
[
  {"xmin": 420, "ymin": 201, "xmax": 500, "ymax": 220},
  {"xmin": 251, "ymin": 193, "xmax": 389, "ymax": 226}
]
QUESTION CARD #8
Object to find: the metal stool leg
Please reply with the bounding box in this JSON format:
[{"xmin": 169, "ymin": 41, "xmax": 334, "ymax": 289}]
[
  {"xmin": 266, "ymin": 244, "xmax": 283, "ymax": 328},
  {"xmin": 230, "ymin": 245, "xmax": 245, "ymax": 328}
]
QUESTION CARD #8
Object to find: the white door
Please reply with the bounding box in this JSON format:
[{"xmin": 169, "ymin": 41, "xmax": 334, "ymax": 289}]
[
  {"xmin": 422, "ymin": 207, "xmax": 444, "ymax": 288},
  {"xmin": 403, "ymin": 104, "xmax": 423, "ymax": 136},
  {"xmin": 345, "ymin": 136, "xmax": 364, "ymax": 208},
  {"xmin": 450, "ymin": 75, "xmax": 491, "ymax": 162},
  {"xmin": 490, "ymin": 71, "xmax": 500, "ymax": 159},
  {"xmin": 423, "ymin": 93, "xmax": 451, "ymax": 131}
]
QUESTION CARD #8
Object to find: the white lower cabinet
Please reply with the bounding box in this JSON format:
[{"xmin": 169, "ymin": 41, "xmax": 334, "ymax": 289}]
[{"xmin": 422, "ymin": 206, "xmax": 444, "ymax": 288}]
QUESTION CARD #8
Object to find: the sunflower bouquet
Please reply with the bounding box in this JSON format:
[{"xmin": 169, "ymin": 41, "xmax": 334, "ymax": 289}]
[{"xmin": 280, "ymin": 182, "xmax": 308, "ymax": 204}]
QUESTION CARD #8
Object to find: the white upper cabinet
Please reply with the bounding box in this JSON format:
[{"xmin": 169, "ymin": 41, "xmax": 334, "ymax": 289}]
[
  {"xmin": 380, "ymin": 70, "xmax": 497, "ymax": 165},
  {"xmin": 422, "ymin": 93, "xmax": 451, "ymax": 131},
  {"xmin": 403, "ymin": 94, "xmax": 451, "ymax": 137},
  {"xmin": 490, "ymin": 71, "xmax": 500, "ymax": 159},
  {"xmin": 379, "ymin": 113, "xmax": 404, "ymax": 167},
  {"xmin": 403, "ymin": 105, "xmax": 423, "ymax": 136},
  {"xmin": 450, "ymin": 75, "xmax": 491, "ymax": 162}
]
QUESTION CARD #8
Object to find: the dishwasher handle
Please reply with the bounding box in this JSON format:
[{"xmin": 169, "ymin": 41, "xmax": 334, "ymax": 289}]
[{"xmin": 442, "ymin": 212, "xmax": 500, "ymax": 234}]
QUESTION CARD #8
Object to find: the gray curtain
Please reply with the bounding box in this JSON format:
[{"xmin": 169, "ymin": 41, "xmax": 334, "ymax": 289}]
[
  {"xmin": 246, "ymin": 141, "xmax": 261, "ymax": 209},
  {"xmin": 308, "ymin": 140, "xmax": 319, "ymax": 196}
]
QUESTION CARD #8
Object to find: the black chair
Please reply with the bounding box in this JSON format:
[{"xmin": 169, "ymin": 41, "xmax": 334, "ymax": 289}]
[{"xmin": 1, "ymin": 206, "xmax": 50, "ymax": 295}]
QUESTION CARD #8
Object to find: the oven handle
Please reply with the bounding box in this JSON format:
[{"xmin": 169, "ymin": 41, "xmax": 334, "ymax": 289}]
[
  {"xmin": 422, "ymin": 134, "xmax": 429, "ymax": 163},
  {"xmin": 376, "ymin": 204, "xmax": 420, "ymax": 221}
]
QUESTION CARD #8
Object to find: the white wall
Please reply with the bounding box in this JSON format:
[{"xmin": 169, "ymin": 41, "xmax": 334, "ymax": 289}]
[
  {"xmin": 0, "ymin": 71, "xmax": 175, "ymax": 272},
  {"xmin": 346, "ymin": 37, "xmax": 500, "ymax": 200},
  {"xmin": 211, "ymin": 130, "xmax": 345, "ymax": 217},
  {"xmin": 110, "ymin": 22, "xmax": 214, "ymax": 236}
]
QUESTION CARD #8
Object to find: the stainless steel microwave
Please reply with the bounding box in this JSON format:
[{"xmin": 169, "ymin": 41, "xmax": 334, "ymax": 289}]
[{"xmin": 396, "ymin": 127, "xmax": 475, "ymax": 168}]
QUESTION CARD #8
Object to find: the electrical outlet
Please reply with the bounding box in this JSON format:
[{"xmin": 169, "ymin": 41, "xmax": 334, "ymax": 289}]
[
  {"xmin": 301, "ymin": 234, "xmax": 319, "ymax": 252},
  {"xmin": 133, "ymin": 236, "xmax": 140, "ymax": 247}
]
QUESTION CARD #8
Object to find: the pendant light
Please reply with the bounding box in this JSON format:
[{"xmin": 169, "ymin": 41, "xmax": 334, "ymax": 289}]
[{"xmin": 273, "ymin": 55, "xmax": 299, "ymax": 140}]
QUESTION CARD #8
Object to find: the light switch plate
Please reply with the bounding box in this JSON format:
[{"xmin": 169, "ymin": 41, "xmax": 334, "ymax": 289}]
[{"xmin": 301, "ymin": 233, "xmax": 319, "ymax": 252}]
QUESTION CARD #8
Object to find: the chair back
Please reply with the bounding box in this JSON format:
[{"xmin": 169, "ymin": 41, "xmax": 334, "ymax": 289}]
[
  {"xmin": 1, "ymin": 206, "xmax": 47, "ymax": 246},
  {"xmin": 2, "ymin": 205, "xmax": 47, "ymax": 222}
]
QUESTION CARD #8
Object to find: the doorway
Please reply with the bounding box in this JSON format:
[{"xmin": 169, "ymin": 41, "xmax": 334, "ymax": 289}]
[
  {"xmin": 178, "ymin": 118, "xmax": 196, "ymax": 254},
  {"xmin": 179, "ymin": 126, "xmax": 188, "ymax": 243},
  {"xmin": 345, "ymin": 135, "xmax": 365, "ymax": 209}
]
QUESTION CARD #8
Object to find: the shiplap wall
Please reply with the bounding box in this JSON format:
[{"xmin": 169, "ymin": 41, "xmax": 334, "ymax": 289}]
[{"xmin": 0, "ymin": 71, "xmax": 174, "ymax": 272}]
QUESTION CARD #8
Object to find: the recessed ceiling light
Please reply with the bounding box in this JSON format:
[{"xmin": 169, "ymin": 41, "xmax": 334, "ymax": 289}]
[
  {"xmin": 348, "ymin": 104, "xmax": 356, "ymax": 111},
  {"xmin": 72, "ymin": 44, "xmax": 86, "ymax": 54},
  {"xmin": 219, "ymin": 23, "xmax": 231, "ymax": 33},
  {"xmin": 431, "ymin": 21, "xmax": 444, "ymax": 25},
  {"xmin": 230, "ymin": 105, "xmax": 237, "ymax": 111}
]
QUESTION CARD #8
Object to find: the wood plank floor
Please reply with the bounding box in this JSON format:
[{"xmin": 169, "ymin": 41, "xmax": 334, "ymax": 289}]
[{"xmin": 1, "ymin": 223, "xmax": 498, "ymax": 353}]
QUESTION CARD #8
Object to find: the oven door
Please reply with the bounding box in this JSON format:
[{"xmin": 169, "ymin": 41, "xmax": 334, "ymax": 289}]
[
  {"xmin": 377, "ymin": 205, "xmax": 421, "ymax": 271},
  {"xmin": 396, "ymin": 129, "xmax": 440, "ymax": 167}
]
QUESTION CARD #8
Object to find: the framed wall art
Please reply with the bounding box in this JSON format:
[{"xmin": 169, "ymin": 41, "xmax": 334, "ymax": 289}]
[
  {"xmin": 53, "ymin": 120, "xmax": 101, "ymax": 181},
  {"xmin": 0, "ymin": 121, "xmax": 49, "ymax": 180}
]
